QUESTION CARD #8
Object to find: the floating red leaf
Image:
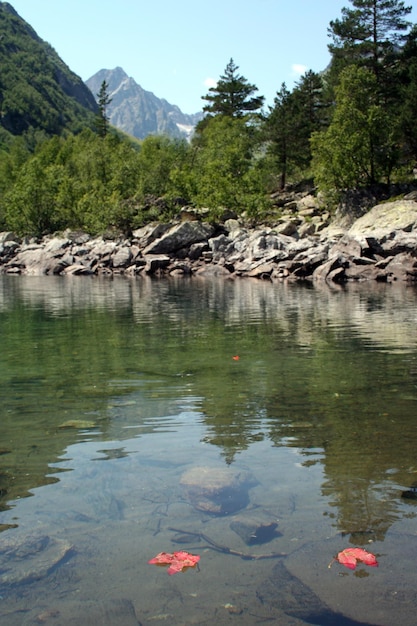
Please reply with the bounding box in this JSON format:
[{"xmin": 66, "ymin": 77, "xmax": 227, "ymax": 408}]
[
  {"xmin": 232, "ymin": 355, "xmax": 240, "ymax": 361},
  {"xmin": 148, "ymin": 551, "xmax": 200, "ymax": 575},
  {"xmin": 333, "ymin": 547, "xmax": 378, "ymax": 570},
  {"xmin": 148, "ymin": 552, "xmax": 175, "ymax": 566}
]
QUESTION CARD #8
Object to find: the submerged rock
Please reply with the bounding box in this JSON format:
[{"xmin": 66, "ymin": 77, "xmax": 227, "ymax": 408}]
[
  {"xmin": 0, "ymin": 533, "xmax": 73, "ymax": 585},
  {"xmin": 230, "ymin": 511, "xmax": 281, "ymax": 545},
  {"xmin": 58, "ymin": 419, "xmax": 97, "ymax": 429},
  {"xmin": 180, "ymin": 466, "xmax": 257, "ymax": 515}
]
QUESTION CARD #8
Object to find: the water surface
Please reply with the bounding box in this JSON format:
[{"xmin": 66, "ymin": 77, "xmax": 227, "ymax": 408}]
[{"xmin": 0, "ymin": 275, "xmax": 416, "ymax": 625}]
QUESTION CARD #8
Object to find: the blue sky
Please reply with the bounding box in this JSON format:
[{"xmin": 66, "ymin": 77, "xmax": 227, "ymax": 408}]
[{"xmin": 8, "ymin": 0, "xmax": 417, "ymax": 114}]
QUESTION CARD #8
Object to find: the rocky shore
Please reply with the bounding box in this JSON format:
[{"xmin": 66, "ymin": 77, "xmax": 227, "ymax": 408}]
[{"xmin": 1, "ymin": 192, "xmax": 417, "ymax": 283}]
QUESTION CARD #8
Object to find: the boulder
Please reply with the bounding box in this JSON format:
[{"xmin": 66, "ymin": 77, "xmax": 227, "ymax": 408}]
[
  {"xmin": 0, "ymin": 533, "xmax": 72, "ymax": 585},
  {"xmin": 131, "ymin": 223, "xmax": 171, "ymax": 248},
  {"xmin": 180, "ymin": 466, "xmax": 257, "ymax": 515},
  {"xmin": 230, "ymin": 511, "xmax": 281, "ymax": 545},
  {"xmin": 143, "ymin": 254, "xmax": 171, "ymax": 274},
  {"xmin": 111, "ymin": 246, "xmax": 132, "ymax": 268},
  {"xmin": 143, "ymin": 221, "xmax": 215, "ymax": 255},
  {"xmin": 385, "ymin": 253, "xmax": 417, "ymax": 281},
  {"xmin": 312, "ymin": 256, "xmax": 348, "ymax": 282},
  {"xmin": 348, "ymin": 199, "xmax": 417, "ymax": 242}
]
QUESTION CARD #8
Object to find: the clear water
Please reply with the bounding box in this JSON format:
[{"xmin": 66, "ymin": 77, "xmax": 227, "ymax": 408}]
[{"xmin": 0, "ymin": 275, "xmax": 416, "ymax": 625}]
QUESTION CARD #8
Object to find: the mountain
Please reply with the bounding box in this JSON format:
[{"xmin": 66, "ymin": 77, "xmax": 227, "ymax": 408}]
[
  {"xmin": 0, "ymin": 2, "xmax": 97, "ymax": 142},
  {"xmin": 86, "ymin": 68, "xmax": 203, "ymax": 141}
]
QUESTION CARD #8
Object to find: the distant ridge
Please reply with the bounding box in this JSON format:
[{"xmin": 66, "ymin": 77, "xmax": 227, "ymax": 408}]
[
  {"xmin": 86, "ymin": 67, "xmax": 203, "ymax": 141},
  {"xmin": 0, "ymin": 2, "xmax": 97, "ymax": 140}
]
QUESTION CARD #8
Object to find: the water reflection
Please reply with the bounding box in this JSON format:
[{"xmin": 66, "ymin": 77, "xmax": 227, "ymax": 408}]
[{"xmin": 0, "ymin": 275, "xmax": 416, "ymax": 548}]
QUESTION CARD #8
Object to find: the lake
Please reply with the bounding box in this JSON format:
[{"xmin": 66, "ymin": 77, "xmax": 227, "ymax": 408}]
[{"xmin": 0, "ymin": 274, "xmax": 416, "ymax": 625}]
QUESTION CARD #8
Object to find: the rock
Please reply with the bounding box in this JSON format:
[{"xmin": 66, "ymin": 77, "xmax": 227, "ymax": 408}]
[
  {"xmin": 348, "ymin": 199, "xmax": 417, "ymax": 242},
  {"xmin": 58, "ymin": 419, "xmax": 97, "ymax": 429},
  {"xmin": 131, "ymin": 223, "xmax": 171, "ymax": 248},
  {"xmin": 257, "ymin": 559, "xmax": 350, "ymax": 624},
  {"xmin": 1, "ymin": 196, "xmax": 417, "ymax": 282},
  {"xmin": 62, "ymin": 264, "xmax": 94, "ymax": 275},
  {"xmin": 180, "ymin": 466, "xmax": 257, "ymax": 515},
  {"xmin": 143, "ymin": 254, "xmax": 171, "ymax": 274},
  {"xmin": 142, "ymin": 221, "xmax": 215, "ymax": 255},
  {"xmin": 89, "ymin": 240, "xmax": 117, "ymax": 260},
  {"xmin": 312, "ymin": 256, "xmax": 348, "ymax": 282},
  {"xmin": 188, "ymin": 241, "xmax": 209, "ymax": 260},
  {"xmin": 275, "ymin": 220, "xmax": 299, "ymax": 236},
  {"xmin": 0, "ymin": 533, "xmax": 73, "ymax": 585},
  {"xmin": 298, "ymin": 221, "xmax": 317, "ymax": 238},
  {"xmin": 0, "ymin": 231, "xmax": 20, "ymax": 245},
  {"xmin": 329, "ymin": 234, "xmax": 364, "ymax": 260},
  {"xmin": 111, "ymin": 246, "xmax": 132, "ymax": 268},
  {"xmin": 50, "ymin": 599, "xmax": 141, "ymax": 626},
  {"xmin": 230, "ymin": 512, "xmax": 281, "ymax": 545},
  {"xmin": 43, "ymin": 237, "xmax": 71, "ymax": 255},
  {"xmin": 385, "ymin": 253, "xmax": 417, "ymax": 281},
  {"xmin": 247, "ymin": 262, "xmax": 275, "ymax": 278},
  {"xmin": 286, "ymin": 246, "xmax": 329, "ymax": 279},
  {"xmin": 194, "ymin": 264, "xmax": 232, "ymax": 277}
]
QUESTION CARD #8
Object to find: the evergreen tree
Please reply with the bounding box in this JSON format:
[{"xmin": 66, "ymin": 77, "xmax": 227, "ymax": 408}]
[
  {"xmin": 95, "ymin": 80, "xmax": 112, "ymax": 137},
  {"xmin": 264, "ymin": 83, "xmax": 292, "ymax": 190},
  {"xmin": 328, "ymin": 0, "xmax": 412, "ymax": 80},
  {"xmin": 265, "ymin": 72, "xmax": 328, "ymax": 189},
  {"xmin": 201, "ymin": 58, "xmax": 264, "ymax": 119},
  {"xmin": 395, "ymin": 26, "xmax": 417, "ymax": 162}
]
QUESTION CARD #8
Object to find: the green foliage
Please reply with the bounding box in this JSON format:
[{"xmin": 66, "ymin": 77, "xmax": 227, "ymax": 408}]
[
  {"xmin": 1, "ymin": 2, "xmax": 417, "ymax": 231},
  {"xmin": 1, "ymin": 130, "xmax": 200, "ymax": 235},
  {"xmin": 264, "ymin": 72, "xmax": 329, "ymax": 189},
  {"xmin": 311, "ymin": 66, "xmax": 398, "ymax": 191},
  {"xmin": 185, "ymin": 116, "xmax": 269, "ymax": 219},
  {"xmin": 201, "ymin": 58, "xmax": 264, "ymax": 119},
  {"xmin": 0, "ymin": 3, "xmax": 97, "ymax": 146},
  {"xmin": 135, "ymin": 135, "xmax": 188, "ymax": 199},
  {"xmin": 328, "ymin": 0, "xmax": 412, "ymax": 78},
  {"xmin": 2, "ymin": 131, "xmax": 138, "ymax": 235}
]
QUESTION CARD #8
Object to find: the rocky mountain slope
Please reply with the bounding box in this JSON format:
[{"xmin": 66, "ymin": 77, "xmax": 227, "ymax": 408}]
[
  {"xmin": 0, "ymin": 2, "xmax": 97, "ymax": 141},
  {"xmin": 86, "ymin": 67, "xmax": 203, "ymax": 141}
]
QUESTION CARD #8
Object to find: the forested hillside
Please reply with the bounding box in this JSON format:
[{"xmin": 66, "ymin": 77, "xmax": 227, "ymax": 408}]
[
  {"xmin": 0, "ymin": 2, "xmax": 97, "ymax": 146},
  {"xmin": 0, "ymin": 0, "xmax": 416, "ymax": 238}
]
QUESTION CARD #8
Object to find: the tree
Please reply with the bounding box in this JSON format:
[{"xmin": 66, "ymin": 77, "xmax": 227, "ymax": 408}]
[
  {"xmin": 265, "ymin": 72, "xmax": 328, "ymax": 189},
  {"xmin": 95, "ymin": 80, "xmax": 112, "ymax": 137},
  {"xmin": 135, "ymin": 135, "xmax": 188, "ymax": 199},
  {"xmin": 187, "ymin": 115, "xmax": 268, "ymax": 218},
  {"xmin": 311, "ymin": 65, "xmax": 397, "ymax": 192},
  {"xmin": 264, "ymin": 83, "xmax": 292, "ymax": 190},
  {"xmin": 394, "ymin": 26, "xmax": 417, "ymax": 162},
  {"xmin": 328, "ymin": 0, "xmax": 412, "ymax": 83},
  {"xmin": 201, "ymin": 58, "xmax": 264, "ymax": 119}
]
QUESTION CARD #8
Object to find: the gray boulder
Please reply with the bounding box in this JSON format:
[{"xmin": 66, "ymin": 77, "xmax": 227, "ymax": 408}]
[{"xmin": 143, "ymin": 221, "xmax": 215, "ymax": 255}]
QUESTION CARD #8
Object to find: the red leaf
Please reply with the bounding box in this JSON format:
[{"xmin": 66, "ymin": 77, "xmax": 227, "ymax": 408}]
[
  {"xmin": 232, "ymin": 355, "xmax": 240, "ymax": 361},
  {"xmin": 148, "ymin": 552, "xmax": 175, "ymax": 565},
  {"xmin": 335, "ymin": 548, "xmax": 378, "ymax": 570},
  {"xmin": 149, "ymin": 550, "xmax": 200, "ymax": 575}
]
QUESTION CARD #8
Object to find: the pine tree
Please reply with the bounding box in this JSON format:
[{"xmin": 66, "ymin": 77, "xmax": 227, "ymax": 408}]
[
  {"xmin": 201, "ymin": 58, "xmax": 264, "ymax": 119},
  {"xmin": 328, "ymin": 0, "xmax": 412, "ymax": 81},
  {"xmin": 95, "ymin": 80, "xmax": 112, "ymax": 138},
  {"xmin": 265, "ymin": 72, "xmax": 328, "ymax": 189}
]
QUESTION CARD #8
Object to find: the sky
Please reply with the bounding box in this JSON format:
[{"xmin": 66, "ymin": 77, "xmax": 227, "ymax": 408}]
[{"xmin": 7, "ymin": 0, "xmax": 417, "ymax": 114}]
